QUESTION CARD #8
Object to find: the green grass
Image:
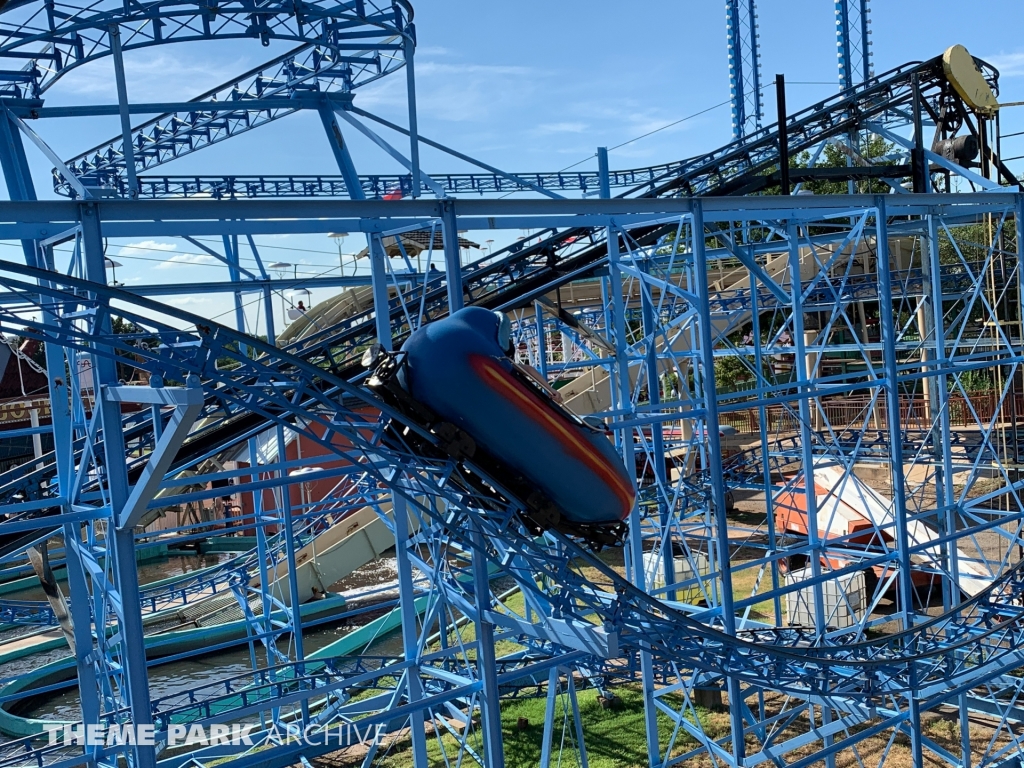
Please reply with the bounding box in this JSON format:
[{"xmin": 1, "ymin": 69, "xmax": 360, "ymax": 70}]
[
  {"xmin": 314, "ymin": 686, "xmax": 1019, "ymax": 768},
  {"xmin": 416, "ymin": 588, "xmax": 530, "ymax": 660},
  {"xmin": 728, "ymin": 560, "xmax": 782, "ymax": 622},
  {"xmin": 364, "ymin": 687, "xmax": 728, "ymax": 768}
]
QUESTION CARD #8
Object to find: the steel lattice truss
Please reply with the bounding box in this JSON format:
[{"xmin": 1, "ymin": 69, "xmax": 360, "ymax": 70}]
[
  {"xmin": 726, "ymin": 0, "xmax": 763, "ymax": 141},
  {"xmin": 61, "ymin": 43, "xmax": 405, "ymax": 193},
  {"xmin": 39, "ymin": 52, "xmax": 995, "ymax": 200},
  {"xmin": 0, "ymin": 191, "xmax": 1022, "ymax": 768},
  {"xmin": 836, "ymin": 0, "xmax": 873, "ymax": 89},
  {"xmin": 1, "ymin": 0, "xmax": 1024, "ymax": 766},
  {"xmin": 0, "ymin": 0, "xmax": 410, "ymax": 98}
]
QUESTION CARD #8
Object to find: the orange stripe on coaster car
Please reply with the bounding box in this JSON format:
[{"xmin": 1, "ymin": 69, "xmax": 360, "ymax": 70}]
[{"xmin": 469, "ymin": 354, "xmax": 634, "ymax": 514}]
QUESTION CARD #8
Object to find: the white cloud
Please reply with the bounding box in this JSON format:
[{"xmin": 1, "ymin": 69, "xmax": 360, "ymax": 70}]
[
  {"xmin": 527, "ymin": 100, "xmax": 700, "ymax": 163},
  {"xmin": 116, "ymin": 239, "xmax": 207, "ymax": 269},
  {"xmin": 416, "ymin": 46, "xmax": 451, "ymax": 57},
  {"xmin": 988, "ymin": 51, "xmax": 1024, "ymax": 77},
  {"xmin": 348, "ymin": 53, "xmax": 711, "ymax": 171},
  {"xmin": 537, "ymin": 122, "xmax": 588, "ymax": 134},
  {"xmin": 57, "ymin": 50, "xmax": 246, "ymax": 102},
  {"xmin": 418, "ymin": 62, "xmax": 532, "ymax": 78},
  {"xmin": 358, "ymin": 61, "xmax": 539, "ymax": 123},
  {"xmin": 117, "ymin": 240, "xmax": 177, "ymax": 256},
  {"xmin": 163, "ymin": 296, "xmax": 212, "ymax": 306},
  {"xmin": 154, "ymin": 253, "xmax": 215, "ymax": 270}
]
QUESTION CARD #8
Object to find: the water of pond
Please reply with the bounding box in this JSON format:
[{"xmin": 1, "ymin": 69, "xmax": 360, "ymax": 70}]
[
  {"xmin": 4, "ymin": 553, "xmax": 405, "ymax": 726},
  {"xmin": 2, "ymin": 552, "xmax": 234, "ymax": 603}
]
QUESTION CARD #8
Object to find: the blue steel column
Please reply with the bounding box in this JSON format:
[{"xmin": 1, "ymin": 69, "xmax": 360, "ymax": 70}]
[
  {"xmin": 918, "ymin": 220, "xmax": 951, "ymax": 619},
  {"xmin": 926, "ymin": 212, "xmax": 967, "ymax": 767},
  {"xmin": 692, "ymin": 200, "xmax": 745, "ymax": 763},
  {"xmin": 263, "ymin": 306, "xmax": 308, "ymax": 712},
  {"xmin": 0, "ymin": 116, "xmax": 105, "ymax": 738},
  {"xmin": 785, "ymin": 219, "xmax": 837, "ymax": 768},
  {"xmin": 836, "ymin": 0, "xmax": 872, "ymax": 89},
  {"xmin": 317, "ymin": 108, "xmax": 409, "ymax": 732},
  {"xmin": 319, "ymin": 104, "xmax": 364, "ymax": 199},
  {"xmin": 534, "ymin": 301, "xmax": 549, "ymax": 380},
  {"xmin": 38, "ymin": 242, "xmax": 103, "ymax": 734},
  {"xmin": 108, "ymin": 25, "xmax": 139, "ymax": 197},
  {"xmin": 566, "ymin": 675, "xmax": 590, "ymax": 768},
  {"xmin": 245, "ymin": 434, "xmax": 277, "ymax": 681},
  {"xmin": 447, "ymin": 193, "xmax": 503, "ymax": 764},
  {"xmin": 539, "ymin": 666, "xmax": 559, "ymax": 768},
  {"xmin": 1005, "ymin": 197, "xmax": 1024, "ymax": 768},
  {"xmin": 441, "ymin": 199, "xmax": 463, "ymax": 312},
  {"xmin": 390, "ymin": 494, "xmax": 428, "ymax": 767},
  {"xmin": 640, "ymin": 247, "xmax": 674, "ymax": 600},
  {"xmin": 323, "ymin": 87, "xmax": 428, "ymax": 763},
  {"xmin": 785, "ymin": 222, "xmax": 827, "ymax": 634},
  {"xmin": 599, "ymin": 146, "xmax": 659, "ymax": 766},
  {"xmin": 0, "ymin": 110, "xmax": 41, "ymax": 265},
  {"xmin": 368, "ymin": 238, "xmax": 392, "ymax": 346},
  {"xmin": 748, "ymin": 248, "xmax": 783, "ymax": 622},
  {"xmin": 318, "ymin": 105, "xmax": 393, "ymax": 347},
  {"xmin": 874, "ymin": 203, "xmax": 919, "ymax": 625},
  {"xmin": 836, "ymin": 0, "xmax": 871, "ymax": 192},
  {"xmin": 725, "ymin": 0, "xmax": 763, "ymax": 141},
  {"xmin": 370, "ymin": 260, "xmax": 428, "ymax": 765},
  {"xmin": 471, "ymin": 524, "xmax": 504, "ymax": 768},
  {"xmin": 874, "ymin": 198, "xmax": 923, "ymax": 768},
  {"xmin": 222, "ymin": 235, "xmax": 248, "ymax": 346},
  {"xmin": 35, "ymin": 248, "xmax": 76, "ymax": 492},
  {"xmin": 402, "ymin": 27, "xmax": 422, "ymax": 199},
  {"xmin": 1017, "ymin": 194, "xmax": 1024, "ymax": 341},
  {"xmin": 80, "ymin": 202, "xmax": 157, "ymax": 768},
  {"xmin": 248, "ymin": 269, "xmax": 284, "ymax": 682}
]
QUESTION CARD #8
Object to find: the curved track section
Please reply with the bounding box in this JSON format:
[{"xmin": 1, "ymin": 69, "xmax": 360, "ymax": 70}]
[
  {"xmin": 0, "ymin": 0, "xmax": 410, "ymax": 97},
  {"xmin": 0, "ymin": 0, "xmax": 412, "ymax": 196},
  {"xmin": 2, "ymin": 261, "xmax": 1023, "ymax": 703},
  {"xmin": 49, "ymin": 54, "xmax": 996, "ymax": 198},
  {"xmin": 1, "ymin": 3, "xmax": 1022, "ymax": 765},
  {"xmin": 0, "ymin": 47, "xmax": 1002, "ymax": 528}
]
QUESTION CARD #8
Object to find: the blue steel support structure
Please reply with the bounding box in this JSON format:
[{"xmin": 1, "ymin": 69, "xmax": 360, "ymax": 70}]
[
  {"xmin": 874, "ymin": 195, "xmax": 925, "ymax": 768},
  {"xmin": 836, "ymin": 0, "xmax": 873, "ymax": 89},
  {"xmin": 2, "ymin": 2, "xmax": 1024, "ymax": 768},
  {"xmin": 726, "ymin": 0, "xmax": 763, "ymax": 141},
  {"xmin": 692, "ymin": 200, "xmax": 745, "ymax": 763},
  {"xmin": 0, "ymin": 192, "xmax": 1023, "ymax": 768},
  {"xmin": 36, "ymin": 57, "xmax": 995, "ymax": 202},
  {"xmin": 0, "ymin": 103, "xmax": 109, "ymax": 758},
  {"xmin": 600, "ymin": 146, "xmax": 657, "ymax": 768}
]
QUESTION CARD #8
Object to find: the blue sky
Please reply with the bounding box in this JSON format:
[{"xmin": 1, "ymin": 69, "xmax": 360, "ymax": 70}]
[{"xmin": 4, "ymin": 0, "xmax": 1024, "ymax": 330}]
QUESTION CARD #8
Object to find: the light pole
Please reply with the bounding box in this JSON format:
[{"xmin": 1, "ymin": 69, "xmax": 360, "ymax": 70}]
[
  {"xmin": 329, "ymin": 232, "xmax": 349, "ymax": 275},
  {"xmin": 104, "ymin": 257, "xmax": 122, "ymax": 286},
  {"xmin": 268, "ymin": 261, "xmax": 291, "ymax": 323}
]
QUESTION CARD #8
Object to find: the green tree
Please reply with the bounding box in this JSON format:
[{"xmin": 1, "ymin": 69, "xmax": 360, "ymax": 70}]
[
  {"xmin": 936, "ymin": 220, "xmax": 1016, "ymax": 266},
  {"xmin": 802, "ymin": 134, "xmax": 898, "ymax": 196}
]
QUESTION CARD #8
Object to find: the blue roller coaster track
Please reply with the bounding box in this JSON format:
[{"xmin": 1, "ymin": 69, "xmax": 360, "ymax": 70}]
[{"xmin": 1, "ymin": 2, "xmax": 1024, "ymax": 768}]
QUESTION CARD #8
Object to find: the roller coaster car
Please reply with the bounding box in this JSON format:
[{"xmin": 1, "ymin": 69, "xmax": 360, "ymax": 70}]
[{"xmin": 362, "ymin": 307, "xmax": 635, "ymax": 550}]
